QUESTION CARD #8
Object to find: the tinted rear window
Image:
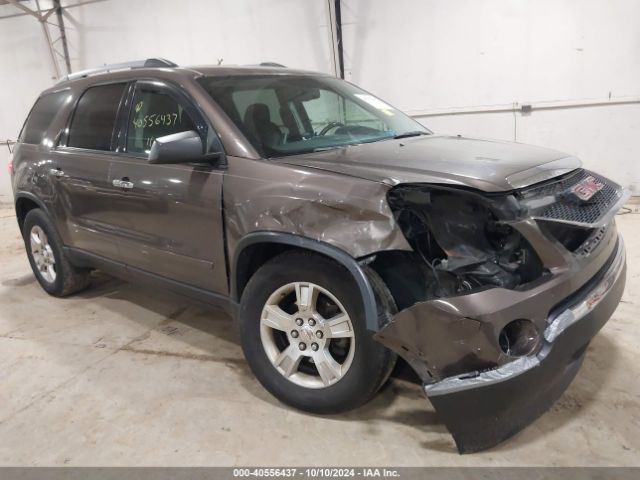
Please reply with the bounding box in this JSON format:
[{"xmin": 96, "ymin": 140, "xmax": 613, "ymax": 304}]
[
  {"xmin": 67, "ymin": 83, "xmax": 126, "ymax": 151},
  {"xmin": 20, "ymin": 92, "xmax": 69, "ymax": 145}
]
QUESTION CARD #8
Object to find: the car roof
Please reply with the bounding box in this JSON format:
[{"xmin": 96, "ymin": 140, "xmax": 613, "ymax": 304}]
[
  {"xmin": 45, "ymin": 60, "xmax": 330, "ymax": 94},
  {"xmin": 189, "ymin": 65, "xmax": 330, "ymax": 77}
]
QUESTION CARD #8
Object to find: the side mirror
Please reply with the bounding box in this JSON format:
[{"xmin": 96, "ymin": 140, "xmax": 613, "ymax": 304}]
[{"xmin": 148, "ymin": 130, "xmax": 219, "ymax": 164}]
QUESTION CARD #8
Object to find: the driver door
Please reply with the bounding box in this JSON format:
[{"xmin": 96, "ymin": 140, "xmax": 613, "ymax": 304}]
[{"xmin": 108, "ymin": 80, "xmax": 227, "ymax": 294}]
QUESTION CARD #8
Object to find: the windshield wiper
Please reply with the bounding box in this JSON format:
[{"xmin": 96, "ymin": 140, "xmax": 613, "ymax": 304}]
[
  {"xmin": 393, "ymin": 131, "xmax": 429, "ymax": 139},
  {"xmin": 312, "ymin": 145, "xmax": 346, "ymax": 152}
]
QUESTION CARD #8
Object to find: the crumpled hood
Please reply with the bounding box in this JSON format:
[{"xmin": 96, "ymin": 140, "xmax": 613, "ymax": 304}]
[{"xmin": 277, "ymin": 135, "xmax": 581, "ymax": 192}]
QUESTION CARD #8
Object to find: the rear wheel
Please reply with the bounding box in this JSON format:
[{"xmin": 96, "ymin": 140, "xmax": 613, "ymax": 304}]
[
  {"xmin": 23, "ymin": 209, "xmax": 91, "ymax": 297},
  {"xmin": 239, "ymin": 251, "xmax": 396, "ymax": 414}
]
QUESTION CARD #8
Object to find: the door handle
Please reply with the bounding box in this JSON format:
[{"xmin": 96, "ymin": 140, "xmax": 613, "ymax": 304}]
[
  {"xmin": 49, "ymin": 167, "xmax": 64, "ymax": 177},
  {"xmin": 112, "ymin": 177, "xmax": 134, "ymax": 190}
]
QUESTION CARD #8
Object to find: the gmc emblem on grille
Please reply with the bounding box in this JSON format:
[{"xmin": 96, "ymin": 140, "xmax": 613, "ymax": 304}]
[{"xmin": 567, "ymin": 175, "xmax": 605, "ymax": 202}]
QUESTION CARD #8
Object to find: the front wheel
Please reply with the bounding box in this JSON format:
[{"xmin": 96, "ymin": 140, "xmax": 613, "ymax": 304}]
[{"xmin": 239, "ymin": 251, "xmax": 396, "ymax": 414}]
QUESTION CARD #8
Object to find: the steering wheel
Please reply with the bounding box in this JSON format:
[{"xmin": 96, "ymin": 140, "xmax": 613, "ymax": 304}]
[{"xmin": 318, "ymin": 121, "xmax": 346, "ymax": 136}]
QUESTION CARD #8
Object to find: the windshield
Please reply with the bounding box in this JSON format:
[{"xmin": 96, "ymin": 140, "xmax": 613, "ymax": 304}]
[{"xmin": 197, "ymin": 74, "xmax": 430, "ymax": 157}]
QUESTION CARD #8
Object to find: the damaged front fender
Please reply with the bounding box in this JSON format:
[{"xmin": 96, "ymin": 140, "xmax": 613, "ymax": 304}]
[{"xmin": 224, "ymin": 156, "xmax": 411, "ymax": 260}]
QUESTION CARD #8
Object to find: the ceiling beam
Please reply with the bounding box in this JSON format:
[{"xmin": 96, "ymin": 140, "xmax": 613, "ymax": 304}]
[
  {"xmin": 0, "ymin": 0, "xmax": 104, "ymax": 20},
  {"xmin": 53, "ymin": 0, "xmax": 71, "ymax": 74},
  {"xmin": 6, "ymin": 0, "xmax": 62, "ymax": 78}
]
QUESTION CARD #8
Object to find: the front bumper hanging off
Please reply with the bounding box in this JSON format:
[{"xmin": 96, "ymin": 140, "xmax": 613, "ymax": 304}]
[{"xmin": 376, "ymin": 236, "xmax": 626, "ymax": 453}]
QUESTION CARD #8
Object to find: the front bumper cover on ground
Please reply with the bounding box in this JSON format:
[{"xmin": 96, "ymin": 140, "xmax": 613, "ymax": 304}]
[{"xmin": 378, "ymin": 236, "xmax": 626, "ymax": 453}]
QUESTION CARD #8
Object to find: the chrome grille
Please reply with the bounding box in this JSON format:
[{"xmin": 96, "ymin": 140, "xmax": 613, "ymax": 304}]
[
  {"xmin": 519, "ymin": 169, "xmax": 624, "ymax": 226},
  {"xmin": 520, "ymin": 169, "xmax": 591, "ymax": 199}
]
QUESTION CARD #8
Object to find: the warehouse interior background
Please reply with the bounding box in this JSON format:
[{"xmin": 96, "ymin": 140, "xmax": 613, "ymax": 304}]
[
  {"xmin": 1, "ymin": 0, "xmax": 640, "ymax": 205},
  {"xmin": 0, "ymin": 0, "xmax": 639, "ymax": 468}
]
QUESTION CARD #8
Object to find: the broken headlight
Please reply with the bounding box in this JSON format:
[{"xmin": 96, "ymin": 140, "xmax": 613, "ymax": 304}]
[{"xmin": 386, "ymin": 185, "xmax": 543, "ymax": 298}]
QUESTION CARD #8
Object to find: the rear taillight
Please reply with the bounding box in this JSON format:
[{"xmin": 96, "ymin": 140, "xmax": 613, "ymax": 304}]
[{"xmin": 7, "ymin": 154, "xmax": 13, "ymax": 175}]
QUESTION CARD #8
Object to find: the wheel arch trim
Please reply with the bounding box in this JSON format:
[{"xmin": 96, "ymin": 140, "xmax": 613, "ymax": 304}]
[
  {"xmin": 231, "ymin": 231, "xmax": 380, "ymax": 331},
  {"xmin": 14, "ymin": 192, "xmax": 54, "ymax": 230}
]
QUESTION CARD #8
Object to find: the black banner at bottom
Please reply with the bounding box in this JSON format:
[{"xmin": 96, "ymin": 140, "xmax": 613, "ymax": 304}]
[{"xmin": 0, "ymin": 467, "xmax": 638, "ymax": 480}]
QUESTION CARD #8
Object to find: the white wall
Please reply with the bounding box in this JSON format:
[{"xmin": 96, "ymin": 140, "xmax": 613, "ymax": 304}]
[
  {"xmin": 0, "ymin": 0, "xmax": 333, "ymax": 204},
  {"xmin": 341, "ymin": 0, "xmax": 640, "ymax": 192},
  {"xmin": 1, "ymin": 0, "xmax": 639, "ymax": 205},
  {"xmin": 0, "ymin": 8, "xmax": 55, "ymax": 204}
]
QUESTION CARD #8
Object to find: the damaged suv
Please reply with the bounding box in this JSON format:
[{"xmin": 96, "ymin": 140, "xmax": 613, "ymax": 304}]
[{"xmin": 11, "ymin": 59, "xmax": 627, "ymax": 453}]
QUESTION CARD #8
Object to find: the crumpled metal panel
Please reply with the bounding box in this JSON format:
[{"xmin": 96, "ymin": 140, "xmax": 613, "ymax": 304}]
[
  {"xmin": 223, "ymin": 156, "xmax": 412, "ymax": 259},
  {"xmin": 374, "ymin": 299, "xmax": 503, "ymax": 382},
  {"xmin": 374, "ymin": 220, "xmax": 619, "ymax": 382},
  {"xmin": 376, "ymin": 233, "xmax": 625, "ymax": 453}
]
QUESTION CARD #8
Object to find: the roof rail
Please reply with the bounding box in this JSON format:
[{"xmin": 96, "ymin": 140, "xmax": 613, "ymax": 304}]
[
  {"xmin": 57, "ymin": 58, "xmax": 178, "ymax": 83},
  {"xmin": 259, "ymin": 62, "xmax": 286, "ymax": 68}
]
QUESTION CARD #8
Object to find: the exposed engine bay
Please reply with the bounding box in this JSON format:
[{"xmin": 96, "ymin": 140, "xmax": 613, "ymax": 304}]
[{"xmin": 376, "ymin": 185, "xmax": 544, "ymax": 309}]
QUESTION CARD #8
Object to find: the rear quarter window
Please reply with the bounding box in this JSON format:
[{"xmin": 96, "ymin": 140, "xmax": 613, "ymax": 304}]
[
  {"xmin": 19, "ymin": 91, "xmax": 69, "ymax": 145},
  {"xmin": 67, "ymin": 83, "xmax": 127, "ymax": 151}
]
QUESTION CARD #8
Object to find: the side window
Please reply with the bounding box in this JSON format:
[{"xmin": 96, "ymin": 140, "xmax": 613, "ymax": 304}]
[
  {"xmin": 20, "ymin": 92, "xmax": 69, "ymax": 145},
  {"xmin": 126, "ymin": 87, "xmax": 197, "ymax": 155},
  {"xmin": 67, "ymin": 83, "xmax": 126, "ymax": 151}
]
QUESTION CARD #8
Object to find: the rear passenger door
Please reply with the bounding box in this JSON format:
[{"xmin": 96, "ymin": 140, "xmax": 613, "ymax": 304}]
[
  {"xmin": 49, "ymin": 82, "xmax": 129, "ymax": 260},
  {"xmin": 107, "ymin": 80, "xmax": 227, "ymax": 295}
]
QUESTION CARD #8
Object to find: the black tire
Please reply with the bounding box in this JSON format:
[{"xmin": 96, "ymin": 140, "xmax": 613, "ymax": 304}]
[
  {"xmin": 239, "ymin": 250, "xmax": 396, "ymax": 414},
  {"xmin": 22, "ymin": 208, "xmax": 91, "ymax": 297}
]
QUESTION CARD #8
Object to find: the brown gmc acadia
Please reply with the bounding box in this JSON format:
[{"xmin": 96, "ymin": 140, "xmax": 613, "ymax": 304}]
[{"xmin": 10, "ymin": 59, "xmax": 628, "ymax": 453}]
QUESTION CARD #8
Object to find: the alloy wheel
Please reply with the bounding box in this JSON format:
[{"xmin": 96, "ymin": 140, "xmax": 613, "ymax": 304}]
[
  {"xmin": 30, "ymin": 225, "xmax": 56, "ymax": 283},
  {"xmin": 259, "ymin": 281, "xmax": 356, "ymax": 389}
]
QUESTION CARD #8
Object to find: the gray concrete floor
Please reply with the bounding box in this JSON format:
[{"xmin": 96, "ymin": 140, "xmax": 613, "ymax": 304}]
[{"xmin": 0, "ymin": 206, "xmax": 638, "ymax": 466}]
